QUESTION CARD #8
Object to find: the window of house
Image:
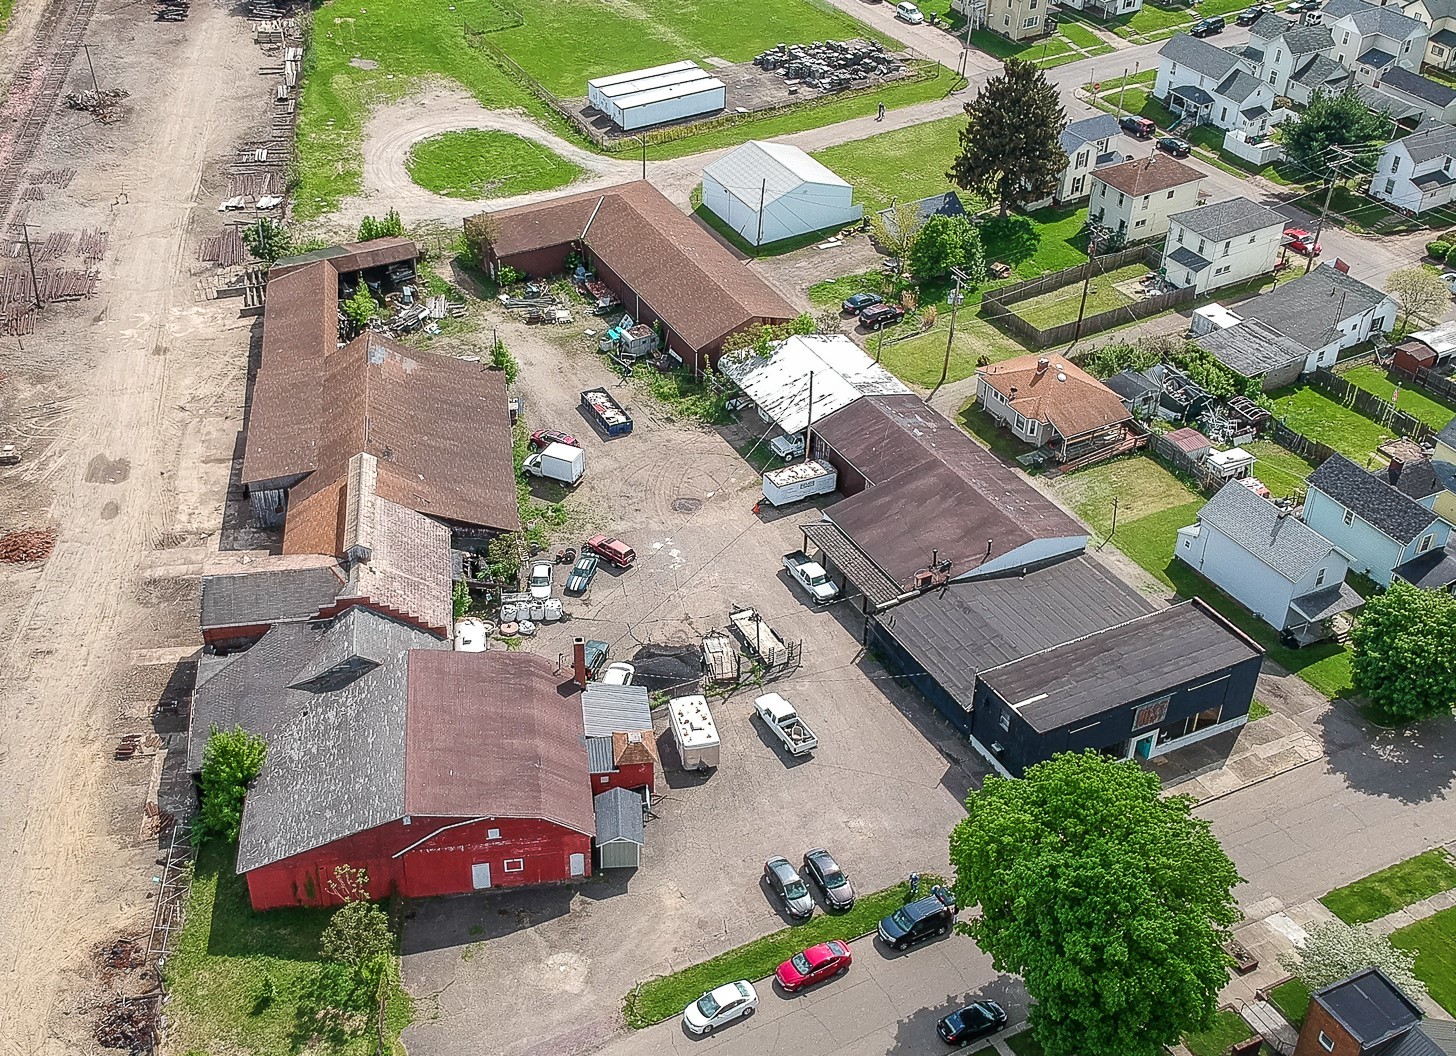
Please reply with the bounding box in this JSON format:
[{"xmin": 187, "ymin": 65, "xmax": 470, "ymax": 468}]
[
  {"xmin": 1004, "ymin": 13, "xmax": 1010, "ymax": 24},
  {"xmin": 503, "ymin": 858, "xmax": 525, "ymax": 873},
  {"xmin": 1438, "ymin": 45, "xmax": 1448, "ymax": 57},
  {"xmin": 487, "ymin": 828, "xmax": 501, "ymax": 839},
  {"xmin": 1176, "ymin": 228, "xmax": 1184, "ymax": 244},
  {"xmin": 1016, "ymin": 413, "xmax": 1027, "ymax": 429},
  {"xmin": 1404, "ymin": 39, "xmax": 1411, "ymax": 51},
  {"xmin": 1197, "ymin": 238, "xmax": 1206, "ymax": 254},
  {"xmin": 1167, "ymin": 189, "xmax": 1176, "ymax": 198},
  {"xmin": 1134, "ymin": 696, "xmax": 1171, "ymax": 729},
  {"xmin": 1343, "ymin": 508, "xmax": 1355, "ymax": 526},
  {"xmin": 1275, "ymin": 49, "xmax": 1282, "ymax": 61},
  {"xmin": 1269, "ymin": 70, "xmax": 1278, "ymax": 84},
  {"xmin": 1142, "ymin": 194, "xmax": 1150, "ymax": 205},
  {"xmin": 1118, "ymin": 191, "xmax": 1125, "ymax": 206},
  {"xmin": 1215, "ymin": 264, "xmax": 1231, "ymax": 275},
  {"xmin": 1135, "ymin": 218, "xmax": 1147, "ymax": 228},
  {"xmin": 1023, "ymin": 15, "xmax": 1038, "ymax": 26},
  {"xmin": 1342, "ymin": 31, "xmax": 1349, "ymax": 43},
  {"xmin": 599, "ymin": 775, "xmax": 610, "ymax": 784},
  {"xmin": 1031, "ymin": 0, "xmax": 1038, "ymax": 8},
  {"xmin": 1316, "ymin": 567, "xmax": 1327, "ymax": 587},
  {"xmin": 1077, "ymin": 149, "xmax": 1090, "ymax": 167},
  {"xmin": 1249, "ymin": 235, "xmax": 1257, "ymax": 243},
  {"xmin": 1222, "ymin": 241, "xmax": 1230, "ymax": 256},
  {"xmin": 999, "ymin": 712, "xmax": 1011, "ymax": 731},
  {"xmin": 1072, "ymin": 175, "xmax": 1085, "ymax": 194},
  {"xmin": 1319, "ymin": 1033, "xmax": 1335, "ymax": 1053},
  {"xmin": 1420, "ymin": 533, "xmax": 1435, "ymax": 552},
  {"xmin": 1386, "ymin": 177, "xmax": 1397, "ymax": 194},
  {"xmin": 1220, "ymin": 105, "xmax": 1229, "ymax": 121},
  {"xmin": 1392, "ymin": 156, "xmax": 1401, "ymax": 173}
]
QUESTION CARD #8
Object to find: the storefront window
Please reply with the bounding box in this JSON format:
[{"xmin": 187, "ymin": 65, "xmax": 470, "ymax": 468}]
[{"xmin": 1157, "ymin": 705, "xmax": 1223, "ymax": 745}]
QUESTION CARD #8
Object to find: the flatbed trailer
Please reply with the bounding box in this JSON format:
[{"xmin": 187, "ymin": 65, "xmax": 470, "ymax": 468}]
[{"xmin": 729, "ymin": 607, "xmax": 787, "ymax": 666}]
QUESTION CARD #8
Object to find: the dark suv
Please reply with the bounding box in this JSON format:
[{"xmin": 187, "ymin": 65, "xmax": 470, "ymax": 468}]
[
  {"xmin": 1190, "ymin": 15, "xmax": 1225, "ymax": 34},
  {"xmin": 877, "ymin": 886, "xmax": 957, "ymax": 951}
]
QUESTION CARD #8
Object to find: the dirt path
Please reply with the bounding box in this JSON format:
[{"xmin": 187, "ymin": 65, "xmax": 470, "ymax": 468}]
[{"xmin": 0, "ymin": 1, "xmax": 261, "ymax": 1050}]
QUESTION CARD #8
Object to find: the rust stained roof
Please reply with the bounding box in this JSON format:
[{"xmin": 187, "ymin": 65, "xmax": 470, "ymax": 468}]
[
  {"xmin": 404, "ymin": 651, "xmax": 594, "ymax": 835},
  {"xmin": 977, "ymin": 354, "xmax": 1132, "ymax": 439},
  {"xmin": 1092, "ymin": 154, "xmax": 1203, "ymax": 196},
  {"xmin": 474, "ymin": 181, "xmax": 795, "ymax": 351}
]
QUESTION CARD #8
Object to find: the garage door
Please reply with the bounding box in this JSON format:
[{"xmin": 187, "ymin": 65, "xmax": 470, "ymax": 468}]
[{"xmin": 471, "ymin": 862, "xmax": 491, "ymax": 890}]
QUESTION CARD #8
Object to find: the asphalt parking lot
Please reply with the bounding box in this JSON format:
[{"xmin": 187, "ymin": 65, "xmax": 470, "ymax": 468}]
[{"xmin": 399, "ymin": 315, "xmax": 988, "ymax": 1056}]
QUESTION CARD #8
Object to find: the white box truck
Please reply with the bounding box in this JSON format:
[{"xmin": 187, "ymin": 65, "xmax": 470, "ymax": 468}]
[
  {"xmin": 668, "ymin": 694, "xmax": 720, "ymax": 770},
  {"xmin": 522, "ymin": 442, "xmax": 585, "ymax": 486},
  {"xmin": 763, "ymin": 460, "xmax": 838, "ymax": 506}
]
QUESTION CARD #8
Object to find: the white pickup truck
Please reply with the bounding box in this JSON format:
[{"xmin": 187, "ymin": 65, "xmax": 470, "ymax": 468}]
[
  {"xmin": 783, "ymin": 550, "xmax": 839, "ymax": 604},
  {"xmin": 754, "ymin": 693, "xmax": 817, "ymax": 756}
]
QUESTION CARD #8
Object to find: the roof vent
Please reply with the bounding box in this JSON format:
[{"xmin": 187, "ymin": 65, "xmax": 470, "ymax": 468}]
[
  {"xmin": 1057, "ymin": 372, "xmax": 1067, "ymax": 383},
  {"xmin": 627, "ymin": 731, "xmax": 642, "ymax": 743}
]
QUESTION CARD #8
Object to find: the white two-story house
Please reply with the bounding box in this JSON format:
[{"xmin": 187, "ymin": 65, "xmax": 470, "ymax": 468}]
[
  {"xmin": 1054, "ymin": 114, "xmax": 1124, "ymax": 204},
  {"xmin": 1304, "ymin": 452, "xmax": 1455, "ymax": 587},
  {"xmin": 1369, "ymin": 121, "xmax": 1456, "ymax": 213},
  {"xmin": 1155, "ymin": 33, "xmax": 1279, "ymax": 134},
  {"xmin": 1243, "ymin": 13, "xmax": 1344, "ymax": 98},
  {"xmin": 1323, "ymin": 0, "xmax": 1428, "ymax": 83},
  {"xmin": 1089, "ymin": 154, "xmax": 1205, "ymax": 241},
  {"xmin": 1162, "ymin": 197, "xmax": 1286, "ymax": 294},
  {"xmin": 1177, "ymin": 480, "xmax": 1360, "ymax": 644},
  {"xmin": 1385, "ymin": 0, "xmax": 1456, "ymax": 70},
  {"xmin": 1368, "ymin": 66, "xmax": 1456, "ymax": 124}
]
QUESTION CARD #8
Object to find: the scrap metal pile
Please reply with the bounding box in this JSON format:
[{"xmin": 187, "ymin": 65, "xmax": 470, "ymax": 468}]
[
  {"xmin": 64, "ymin": 87, "xmax": 129, "ymax": 122},
  {"xmin": 753, "ymin": 39, "xmax": 901, "ymax": 89},
  {"xmin": 500, "ymin": 280, "xmax": 573, "ymax": 324}
]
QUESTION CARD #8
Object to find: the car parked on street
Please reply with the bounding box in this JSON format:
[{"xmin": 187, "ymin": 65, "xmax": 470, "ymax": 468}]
[
  {"xmin": 1156, "ymin": 136, "xmax": 1192, "ymax": 157},
  {"xmin": 584, "ymin": 534, "xmax": 636, "ymax": 568},
  {"xmin": 937, "ymin": 1000, "xmax": 1009, "ymax": 1047},
  {"xmin": 1119, "ymin": 115, "xmax": 1156, "ymax": 138},
  {"xmin": 877, "ymin": 885, "xmax": 957, "ymax": 951},
  {"xmin": 1236, "ymin": 4, "xmax": 1274, "ymax": 23},
  {"xmin": 527, "ymin": 428, "xmax": 580, "ymax": 451},
  {"xmin": 860, "ymin": 303, "xmax": 905, "ymax": 330},
  {"xmin": 841, "ymin": 291, "xmax": 882, "ymax": 314},
  {"xmin": 682, "ymin": 981, "xmax": 757, "ymax": 1036},
  {"xmin": 774, "ymin": 941, "xmax": 852, "ymax": 992},
  {"xmin": 1284, "ymin": 226, "xmax": 1321, "ymax": 256},
  {"xmin": 528, "ymin": 562, "xmax": 552, "ymax": 600},
  {"xmin": 763, "ymin": 856, "xmax": 815, "ymax": 919},
  {"xmin": 802, "ymin": 848, "xmax": 855, "ymax": 909},
  {"xmin": 895, "ymin": 0, "xmax": 925, "ymax": 22},
  {"xmin": 564, "ymin": 553, "xmax": 598, "ymax": 594},
  {"xmin": 1190, "ymin": 14, "xmax": 1225, "ymax": 34}
]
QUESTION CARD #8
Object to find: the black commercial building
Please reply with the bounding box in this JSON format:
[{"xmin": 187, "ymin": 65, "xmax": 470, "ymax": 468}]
[{"xmin": 869, "ymin": 556, "xmax": 1263, "ymax": 776}]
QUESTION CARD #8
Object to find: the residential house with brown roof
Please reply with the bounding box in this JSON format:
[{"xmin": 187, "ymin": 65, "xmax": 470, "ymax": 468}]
[
  {"xmin": 1089, "ymin": 154, "xmax": 1205, "ymax": 240},
  {"xmin": 975, "ymin": 353, "xmax": 1134, "ymax": 462},
  {"xmin": 464, "ymin": 181, "xmax": 796, "ymax": 370}
]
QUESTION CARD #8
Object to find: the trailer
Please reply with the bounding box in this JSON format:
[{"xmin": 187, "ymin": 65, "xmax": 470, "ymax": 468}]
[
  {"xmin": 587, "ymin": 61, "xmax": 726, "ymax": 131},
  {"xmin": 763, "ymin": 460, "xmax": 837, "ymax": 506},
  {"xmin": 729, "ymin": 607, "xmax": 787, "ymax": 666},
  {"xmin": 668, "ymin": 694, "xmax": 720, "ymax": 770},
  {"xmin": 702, "ymin": 633, "xmax": 741, "ymax": 684},
  {"xmin": 581, "ymin": 388, "xmax": 634, "ymax": 436}
]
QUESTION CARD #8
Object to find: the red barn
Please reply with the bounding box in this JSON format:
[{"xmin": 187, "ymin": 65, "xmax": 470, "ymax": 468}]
[{"xmin": 237, "ymin": 645, "xmax": 594, "ymax": 910}]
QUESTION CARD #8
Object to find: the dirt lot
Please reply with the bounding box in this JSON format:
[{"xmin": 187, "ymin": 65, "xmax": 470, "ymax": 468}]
[
  {"xmin": 398, "ymin": 309, "xmax": 984, "ymax": 1056},
  {"xmin": 0, "ymin": 0, "xmax": 288, "ymax": 1049}
]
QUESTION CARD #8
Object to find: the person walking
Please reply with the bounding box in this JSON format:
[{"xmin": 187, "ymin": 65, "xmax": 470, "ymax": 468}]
[{"xmin": 876, "ymin": 101, "xmax": 886, "ymax": 121}]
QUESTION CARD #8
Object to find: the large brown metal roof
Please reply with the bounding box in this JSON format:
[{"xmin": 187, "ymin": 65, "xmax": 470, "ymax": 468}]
[{"xmin": 405, "ymin": 651, "xmax": 594, "ymax": 835}]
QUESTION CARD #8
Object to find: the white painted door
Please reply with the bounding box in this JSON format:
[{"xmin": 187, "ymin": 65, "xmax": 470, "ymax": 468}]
[
  {"xmin": 569, "ymin": 853, "xmax": 586, "ymax": 878},
  {"xmin": 471, "ymin": 862, "xmax": 492, "ymax": 890}
]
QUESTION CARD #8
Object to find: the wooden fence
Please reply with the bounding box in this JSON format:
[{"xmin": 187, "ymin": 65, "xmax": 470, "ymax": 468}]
[
  {"xmin": 1392, "ymin": 363, "xmax": 1456, "ymax": 408},
  {"xmin": 1267, "ymin": 418, "xmax": 1339, "ymax": 466},
  {"xmin": 1137, "ymin": 423, "xmax": 1230, "ymax": 496},
  {"xmin": 1309, "ymin": 367, "xmax": 1434, "ymax": 443},
  {"xmin": 982, "ymin": 245, "xmax": 1193, "ymax": 349}
]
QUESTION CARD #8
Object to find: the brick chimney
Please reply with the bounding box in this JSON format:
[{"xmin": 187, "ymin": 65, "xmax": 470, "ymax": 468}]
[{"xmin": 573, "ymin": 637, "xmax": 588, "ymax": 689}]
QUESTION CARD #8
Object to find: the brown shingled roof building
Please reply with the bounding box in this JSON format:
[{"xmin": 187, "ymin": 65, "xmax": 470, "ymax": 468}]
[
  {"xmin": 465, "ymin": 181, "xmax": 796, "ymax": 370},
  {"xmin": 975, "ymin": 353, "xmax": 1132, "ymax": 462},
  {"xmin": 1091, "ymin": 154, "xmax": 1203, "ymax": 197}
]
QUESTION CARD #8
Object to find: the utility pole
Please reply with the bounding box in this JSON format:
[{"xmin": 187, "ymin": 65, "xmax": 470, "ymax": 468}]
[
  {"xmin": 755, "ymin": 179, "xmax": 767, "ymax": 257},
  {"xmin": 1306, "ymin": 145, "xmax": 1348, "ymax": 275},
  {"xmin": 81, "ymin": 43, "xmax": 100, "ymax": 96},
  {"xmin": 932, "ymin": 265, "xmax": 971, "ymax": 399},
  {"xmin": 637, "ymin": 136, "xmax": 646, "ymax": 181},
  {"xmin": 1070, "ymin": 227, "xmax": 1104, "ymax": 348},
  {"xmin": 19, "ymin": 224, "xmax": 41, "ymax": 310},
  {"xmin": 803, "ymin": 370, "xmax": 814, "ymax": 463},
  {"xmin": 1116, "ymin": 61, "xmax": 1139, "ymax": 116}
]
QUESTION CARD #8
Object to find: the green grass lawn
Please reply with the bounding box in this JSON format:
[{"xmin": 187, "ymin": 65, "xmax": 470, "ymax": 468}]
[
  {"xmin": 1341, "ymin": 364, "xmax": 1456, "ymax": 432},
  {"xmin": 164, "ymin": 844, "xmax": 411, "ymax": 1056},
  {"xmin": 1244, "ymin": 439, "xmax": 1316, "ymax": 499},
  {"xmin": 622, "ymin": 875, "xmax": 941, "ymax": 1028},
  {"xmin": 1010, "ymin": 263, "xmax": 1147, "ymax": 329},
  {"xmin": 1321, "ymin": 850, "xmax": 1456, "ymax": 925},
  {"xmin": 1249, "ymin": 698, "xmax": 1272, "ymax": 722},
  {"xmin": 986, "ymin": 206, "xmax": 1090, "ymax": 277},
  {"xmin": 405, "ymin": 129, "xmax": 582, "ymax": 199},
  {"xmin": 1391, "ymin": 904, "xmax": 1456, "ymax": 1015},
  {"xmin": 811, "ymin": 116, "xmax": 967, "ymax": 213},
  {"xmin": 875, "ymin": 317, "xmax": 1026, "ymax": 387},
  {"xmin": 1184, "ymin": 1009, "xmax": 1256, "ymax": 1056},
  {"xmin": 1269, "ymin": 978, "xmax": 1312, "ymax": 1028},
  {"xmin": 1005, "ymin": 1028, "xmax": 1047, "ymax": 1056},
  {"xmin": 1050, "ymin": 454, "xmax": 1354, "ymax": 698},
  {"xmin": 1271, "ymin": 385, "xmax": 1400, "ymax": 464},
  {"xmin": 1114, "ymin": 87, "xmax": 1179, "ymax": 130}
]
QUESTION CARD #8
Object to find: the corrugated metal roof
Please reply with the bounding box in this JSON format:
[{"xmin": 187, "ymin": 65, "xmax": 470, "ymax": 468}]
[
  {"xmin": 585, "ymin": 736, "xmax": 616, "ymax": 774},
  {"xmin": 593, "ymin": 787, "xmax": 644, "ymax": 845},
  {"xmin": 718, "ymin": 334, "xmax": 910, "ymax": 434},
  {"xmin": 581, "ymin": 683, "xmax": 652, "ymax": 738}
]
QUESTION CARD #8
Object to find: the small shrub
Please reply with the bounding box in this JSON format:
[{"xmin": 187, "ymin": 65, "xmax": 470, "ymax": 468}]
[
  {"xmin": 340, "ymin": 285, "xmax": 378, "ymax": 329},
  {"xmin": 357, "ymin": 209, "xmax": 404, "ymax": 242},
  {"xmin": 1445, "ymin": 244, "xmax": 1456, "ymax": 266},
  {"xmin": 1426, "ymin": 240, "xmax": 1451, "ymax": 260},
  {"xmin": 497, "ymin": 264, "xmax": 522, "ymax": 287},
  {"xmin": 489, "ymin": 339, "xmax": 520, "ymax": 384}
]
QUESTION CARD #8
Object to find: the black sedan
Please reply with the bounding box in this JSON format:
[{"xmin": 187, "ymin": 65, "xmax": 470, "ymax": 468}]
[
  {"xmin": 1156, "ymin": 136, "xmax": 1192, "ymax": 158},
  {"xmin": 1236, "ymin": 4, "xmax": 1274, "ymax": 23},
  {"xmin": 937, "ymin": 1001, "xmax": 1008, "ymax": 1047},
  {"xmin": 802, "ymin": 848, "xmax": 856, "ymax": 910},
  {"xmin": 841, "ymin": 291, "xmax": 882, "ymax": 314},
  {"xmin": 564, "ymin": 553, "xmax": 598, "ymax": 595}
]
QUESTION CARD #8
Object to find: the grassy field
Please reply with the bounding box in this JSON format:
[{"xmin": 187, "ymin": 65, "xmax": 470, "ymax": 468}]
[
  {"xmin": 293, "ymin": 0, "xmax": 938, "ymax": 218},
  {"xmin": 0, "ymin": 0, "xmax": 11, "ymax": 35},
  {"xmin": 1183, "ymin": 1009, "xmax": 1256, "ymax": 1056},
  {"xmin": 1048, "ymin": 454, "xmax": 1355, "ymax": 698},
  {"xmin": 1269, "ymin": 978, "xmax": 1312, "ymax": 1028},
  {"xmin": 164, "ymin": 844, "xmax": 411, "ymax": 1056},
  {"xmin": 875, "ymin": 318, "xmax": 1026, "ymax": 387},
  {"xmin": 1005, "ymin": 1028, "xmax": 1047, "ymax": 1056},
  {"xmin": 1244, "ymin": 439, "xmax": 1316, "ymax": 499},
  {"xmin": 1010, "ymin": 263, "xmax": 1147, "ymax": 329},
  {"xmin": 1341, "ymin": 364, "xmax": 1456, "ymax": 432},
  {"xmin": 622, "ymin": 875, "xmax": 940, "ymax": 1028},
  {"xmin": 1321, "ymin": 850, "xmax": 1456, "ymax": 925},
  {"xmin": 405, "ymin": 130, "xmax": 583, "ymax": 199},
  {"xmin": 812, "ymin": 116, "xmax": 966, "ymax": 213},
  {"xmin": 1271, "ymin": 386, "xmax": 1400, "ymax": 465},
  {"xmin": 1392, "ymin": 905, "xmax": 1456, "ymax": 1015}
]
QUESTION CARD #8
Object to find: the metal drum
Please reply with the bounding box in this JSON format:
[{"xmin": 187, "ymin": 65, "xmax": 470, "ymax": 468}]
[{"xmin": 500, "ymin": 602, "xmax": 518, "ymax": 622}]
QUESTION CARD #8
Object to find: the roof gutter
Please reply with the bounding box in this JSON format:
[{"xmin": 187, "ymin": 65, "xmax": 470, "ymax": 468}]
[{"xmin": 390, "ymin": 817, "xmax": 487, "ymax": 859}]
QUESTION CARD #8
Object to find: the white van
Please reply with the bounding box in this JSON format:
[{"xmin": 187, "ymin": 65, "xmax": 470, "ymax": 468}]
[{"xmin": 895, "ymin": 1, "xmax": 925, "ymax": 22}]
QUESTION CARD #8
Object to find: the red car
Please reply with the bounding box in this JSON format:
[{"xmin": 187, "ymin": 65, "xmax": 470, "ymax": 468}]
[
  {"xmin": 529, "ymin": 428, "xmax": 581, "ymax": 451},
  {"xmin": 1284, "ymin": 227, "xmax": 1321, "ymax": 256},
  {"xmin": 584, "ymin": 534, "xmax": 636, "ymax": 568},
  {"xmin": 775, "ymin": 941, "xmax": 852, "ymax": 992}
]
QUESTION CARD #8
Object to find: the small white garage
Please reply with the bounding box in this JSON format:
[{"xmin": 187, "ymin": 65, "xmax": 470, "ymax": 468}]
[{"xmin": 701, "ymin": 141, "xmax": 863, "ymax": 247}]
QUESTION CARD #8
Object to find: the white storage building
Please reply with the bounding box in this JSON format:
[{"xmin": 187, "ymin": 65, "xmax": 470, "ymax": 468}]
[
  {"xmin": 701, "ymin": 141, "xmax": 863, "ymax": 246},
  {"xmin": 719, "ymin": 334, "xmax": 909, "ymax": 436},
  {"xmin": 587, "ymin": 61, "xmax": 726, "ymax": 131}
]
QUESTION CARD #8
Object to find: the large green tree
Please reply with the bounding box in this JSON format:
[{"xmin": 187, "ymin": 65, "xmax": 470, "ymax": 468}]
[
  {"xmin": 193, "ymin": 726, "xmax": 267, "ymax": 844},
  {"xmin": 951, "ymin": 751, "xmax": 1241, "ymax": 1056},
  {"xmin": 1279, "ymin": 88, "xmax": 1391, "ymax": 179},
  {"xmin": 1351, "ymin": 579, "xmax": 1456, "ymax": 722},
  {"xmin": 907, "ymin": 214, "xmax": 987, "ymax": 283},
  {"xmin": 948, "ymin": 59, "xmax": 1068, "ymax": 216}
]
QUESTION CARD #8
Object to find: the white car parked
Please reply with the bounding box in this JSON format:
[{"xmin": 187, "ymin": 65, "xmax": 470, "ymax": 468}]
[
  {"xmin": 683, "ymin": 980, "xmax": 758, "ymax": 1036},
  {"xmin": 529, "ymin": 562, "xmax": 553, "ymax": 600},
  {"xmin": 895, "ymin": 1, "xmax": 925, "ymax": 22},
  {"xmin": 601, "ymin": 661, "xmax": 635, "ymax": 686}
]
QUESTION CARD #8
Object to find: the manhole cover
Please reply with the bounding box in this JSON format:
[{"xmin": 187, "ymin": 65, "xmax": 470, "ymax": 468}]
[{"xmin": 671, "ymin": 497, "xmax": 703, "ymax": 514}]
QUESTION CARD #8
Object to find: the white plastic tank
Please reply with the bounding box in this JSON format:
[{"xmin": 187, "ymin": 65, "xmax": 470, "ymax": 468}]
[
  {"xmin": 454, "ymin": 618, "xmax": 488, "ymax": 652},
  {"xmin": 518, "ymin": 620, "xmax": 537, "ymax": 637},
  {"xmin": 528, "ymin": 600, "xmax": 547, "ymax": 621},
  {"xmin": 500, "ymin": 602, "xmax": 519, "ymax": 622},
  {"xmin": 542, "ymin": 598, "xmax": 563, "ymax": 622}
]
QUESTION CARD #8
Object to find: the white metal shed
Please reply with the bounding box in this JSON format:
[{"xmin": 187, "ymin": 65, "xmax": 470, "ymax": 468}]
[
  {"xmin": 701, "ymin": 141, "xmax": 863, "ymax": 246},
  {"xmin": 587, "ymin": 61, "xmax": 725, "ymax": 131}
]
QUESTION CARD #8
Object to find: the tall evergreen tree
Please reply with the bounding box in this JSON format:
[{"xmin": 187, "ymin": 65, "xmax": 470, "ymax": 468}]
[{"xmin": 948, "ymin": 59, "xmax": 1069, "ymax": 216}]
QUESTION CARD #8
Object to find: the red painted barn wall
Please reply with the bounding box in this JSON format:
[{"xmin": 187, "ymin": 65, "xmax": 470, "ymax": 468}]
[
  {"xmin": 201, "ymin": 623, "xmax": 273, "ymax": 648},
  {"xmin": 243, "ymin": 814, "xmax": 593, "ymax": 911},
  {"xmin": 497, "ymin": 245, "xmax": 574, "ymax": 282},
  {"xmin": 586, "ymin": 761, "xmax": 655, "ymax": 796}
]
